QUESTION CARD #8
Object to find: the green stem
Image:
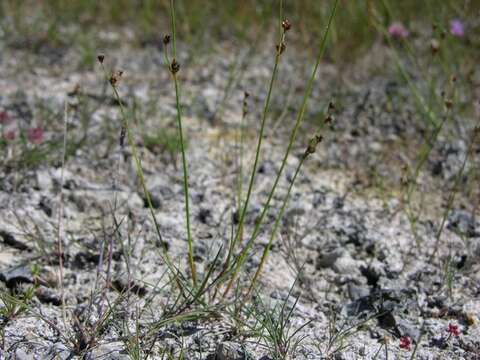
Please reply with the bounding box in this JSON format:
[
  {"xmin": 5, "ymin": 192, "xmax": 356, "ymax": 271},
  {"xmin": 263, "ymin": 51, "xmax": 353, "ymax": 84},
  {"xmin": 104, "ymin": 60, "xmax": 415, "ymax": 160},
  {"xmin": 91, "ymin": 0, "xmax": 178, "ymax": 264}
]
[
  {"xmin": 224, "ymin": 0, "xmax": 286, "ymax": 270},
  {"xmin": 169, "ymin": 0, "xmax": 196, "ymax": 286}
]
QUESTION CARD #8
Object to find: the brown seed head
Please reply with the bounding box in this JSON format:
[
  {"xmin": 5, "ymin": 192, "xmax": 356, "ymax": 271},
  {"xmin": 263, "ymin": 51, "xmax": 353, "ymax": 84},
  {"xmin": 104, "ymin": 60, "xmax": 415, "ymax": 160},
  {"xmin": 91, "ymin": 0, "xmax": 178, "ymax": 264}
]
[
  {"xmin": 282, "ymin": 19, "xmax": 291, "ymax": 32},
  {"xmin": 163, "ymin": 35, "xmax": 171, "ymax": 45},
  {"xmin": 445, "ymin": 99, "xmax": 453, "ymax": 109},
  {"xmin": 305, "ymin": 134, "xmax": 323, "ymax": 157},
  {"xmin": 97, "ymin": 55, "xmax": 105, "ymax": 64},
  {"xmin": 328, "ymin": 101, "xmax": 335, "ymax": 112},
  {"xmin": 170, "ymin": 59, "xmax": 180, "ymax": 74},
  {"xmin": 242, "ymin": 92, "xmax": 250, "ymax": 117},
  {"xmin": 109, "ymin": 70, "xmax": 123, "ymax": 87}
]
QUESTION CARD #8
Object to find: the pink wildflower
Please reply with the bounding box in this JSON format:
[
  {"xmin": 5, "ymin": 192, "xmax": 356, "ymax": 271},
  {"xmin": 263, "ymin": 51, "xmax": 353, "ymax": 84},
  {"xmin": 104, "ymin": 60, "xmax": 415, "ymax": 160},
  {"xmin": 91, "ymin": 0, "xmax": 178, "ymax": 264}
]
[
  {"xmin": 447, "ymin": 323, "xmax": 461, "ymax": 337},
  {"xmin": 450, "ymin": 19, "xmax": 465, "ymax": 37},
  {"xmin": 4, "ymin": 130, "xmax": 16, "ymax": 141},
  {"xmin": 27, "ymin": 127, "xmax": 44, "ymax": 144},
  {"xmin": 0, "ymin": 111, "xmax": 12, "ymax": 125},
  {"xmin": 399, "ymin": 336, "xmax": 411, "ymax": 351},
  {"xmin": 388, "ymin": 22, "xmax": 409, "ymax": 39}
]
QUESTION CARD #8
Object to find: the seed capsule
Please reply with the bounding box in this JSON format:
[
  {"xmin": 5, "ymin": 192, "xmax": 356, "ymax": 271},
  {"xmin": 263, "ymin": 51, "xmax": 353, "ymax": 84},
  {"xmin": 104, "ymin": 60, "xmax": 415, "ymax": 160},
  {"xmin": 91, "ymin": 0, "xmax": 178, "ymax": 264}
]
[
  {"xmin": 282, "ymin": 19, "xmax": 291, "ymax": 32},
  {"xmin": 170, "ymin": 59, "xmax": 180, "ymax": 74}
]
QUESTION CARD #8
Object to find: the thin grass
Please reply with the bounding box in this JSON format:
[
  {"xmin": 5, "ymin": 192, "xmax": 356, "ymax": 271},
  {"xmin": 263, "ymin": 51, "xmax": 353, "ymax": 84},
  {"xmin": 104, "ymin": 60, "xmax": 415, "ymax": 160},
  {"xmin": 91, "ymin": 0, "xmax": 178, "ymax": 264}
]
[
  {"xmin": 167, "ymin": 0, "xmax": 196, "ymax": 286},
  {"xmin": 56, "ymin": 101, "xmax": 69, "ymax": 326},
  {"xmin": 224, "ymin": 0, "xmax": 339, "ymax": 297}
]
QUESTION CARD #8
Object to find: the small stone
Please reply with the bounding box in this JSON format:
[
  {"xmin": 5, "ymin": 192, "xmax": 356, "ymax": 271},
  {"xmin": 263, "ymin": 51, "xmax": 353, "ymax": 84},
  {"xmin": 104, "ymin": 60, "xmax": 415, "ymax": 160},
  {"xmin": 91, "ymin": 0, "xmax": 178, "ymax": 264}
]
[
  {"xmin": 215, "ymin": 342, "xmax": 246, "ymax": 360},
  {"xmin": 36, "ymin": 170, "xmax": 53, "ymax": 190},
  {"xmin": 35, "ymin": 286, "xmax": 62, "ymax": 306},
  {"xmin": 143, "ymin": 192, "xmax": 161, "ymax": 209},
  {"xmin": 316, "ymin": 248, "xmax": 344, "ymax": 269}
]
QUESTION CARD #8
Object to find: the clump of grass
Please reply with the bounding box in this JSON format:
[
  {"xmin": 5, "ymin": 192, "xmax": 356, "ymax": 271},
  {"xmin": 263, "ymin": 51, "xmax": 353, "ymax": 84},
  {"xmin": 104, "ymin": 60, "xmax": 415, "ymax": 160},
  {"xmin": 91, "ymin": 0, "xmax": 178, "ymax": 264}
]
[
  {"xmin": 0, "ymin": 287, "xmax": 35, "ymax": 349},
  {"xmin": 92, "ymin": 1, "xmax": 340, "ymax": 322},
  {"xmin": 243, "ymin": 279, "xmax": 310, "ymax": 360}
]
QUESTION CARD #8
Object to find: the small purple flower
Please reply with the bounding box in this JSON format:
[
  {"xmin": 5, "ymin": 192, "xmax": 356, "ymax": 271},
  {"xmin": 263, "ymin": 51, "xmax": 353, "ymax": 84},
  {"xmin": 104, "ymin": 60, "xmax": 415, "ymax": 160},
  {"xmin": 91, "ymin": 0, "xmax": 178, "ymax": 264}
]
[
  {"xmin": 388, "ymin": 22, "xmax": 409, "ymax": 39},
  {"xmin": 450, "ymin": 19, "xmax": 465, "ymax": 37},
  {"xmin": 27, "ymin": 127, "xmax": 44, "ymax": 144}
]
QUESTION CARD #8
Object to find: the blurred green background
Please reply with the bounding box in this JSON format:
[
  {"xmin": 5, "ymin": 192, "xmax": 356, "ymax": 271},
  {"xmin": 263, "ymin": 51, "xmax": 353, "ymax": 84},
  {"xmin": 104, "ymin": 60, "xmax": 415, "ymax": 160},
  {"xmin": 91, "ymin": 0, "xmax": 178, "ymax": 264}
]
[{"xmin": 1, "ymin": 0, "xmax": 478, "ymax": 61}]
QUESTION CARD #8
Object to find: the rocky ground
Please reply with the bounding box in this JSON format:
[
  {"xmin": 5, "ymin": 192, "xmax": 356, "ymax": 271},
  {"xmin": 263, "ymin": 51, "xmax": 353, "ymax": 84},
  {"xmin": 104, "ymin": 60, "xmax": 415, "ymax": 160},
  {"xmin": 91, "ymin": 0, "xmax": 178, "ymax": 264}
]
[{"xmin": 0, "ymin": 36, "xmax": 479, "ymax": 359}]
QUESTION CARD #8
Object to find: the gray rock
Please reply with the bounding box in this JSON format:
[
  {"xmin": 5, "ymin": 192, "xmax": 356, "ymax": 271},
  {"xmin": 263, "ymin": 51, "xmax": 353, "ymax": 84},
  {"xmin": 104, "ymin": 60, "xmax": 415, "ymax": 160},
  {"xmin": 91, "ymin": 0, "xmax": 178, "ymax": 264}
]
[
  {"xmin": 0, "ymin": 265, "xmax": 33, "ymax": 288},
  {"xmin": 0, "ymin": 230, "xmax": 29, "ymax": 251},
  {"xmin": 332, "ymin": 254, "xmax": 359, "ymax": 275},
  {"xmin": 447, "ymin": 209, "xmax": 478, "ymax": 238},
  {"xmin": 347, "ymin": 283, "xmax": 370, "ymax": 300}
]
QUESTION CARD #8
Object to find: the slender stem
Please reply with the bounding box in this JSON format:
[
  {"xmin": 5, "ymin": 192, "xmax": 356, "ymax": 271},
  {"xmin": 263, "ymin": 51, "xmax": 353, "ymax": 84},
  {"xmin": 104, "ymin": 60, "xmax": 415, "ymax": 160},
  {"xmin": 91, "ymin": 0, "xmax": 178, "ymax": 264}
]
[
  {"xmin": 247, "ymin": 154, "xmax": 306, "ymax": 296},
  {"xmin": 223, "ymin": 0, "xmax": 339, "ymax": 297},
  {"xmin": 235, "ymin": 95, "xmax": 247, "ymax": 244},
  {"xmin": 223, "ymin": 28, "xmax": 286, "ymax": 270},
  {"xmin": 57, "ymin": 101, "xmax": 68, "ymax": 326},
  {"xmin": 169, "ymin": 0, "xmax": 196, "ymax": 286}
]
